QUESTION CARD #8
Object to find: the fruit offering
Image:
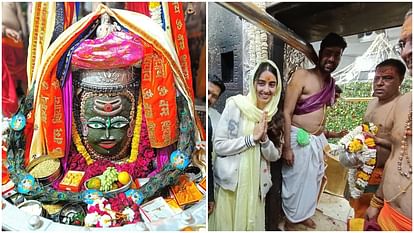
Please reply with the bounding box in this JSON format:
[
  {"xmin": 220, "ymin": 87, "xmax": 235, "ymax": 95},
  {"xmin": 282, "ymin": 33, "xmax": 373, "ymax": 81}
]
[
  {"xmin": 85, "ymin": 168, "xmax": 132, "ymax": 193},
  {"xmin": 86, "ymin": 177, "xmax": 101, "ymax": 190},
  {"xmin": 118, "ymin": 171, "xmax": 131, "ymax": 185},
  {"xmin": 100, "ymin": 167, "xmax": 119, "ymax": 192}
]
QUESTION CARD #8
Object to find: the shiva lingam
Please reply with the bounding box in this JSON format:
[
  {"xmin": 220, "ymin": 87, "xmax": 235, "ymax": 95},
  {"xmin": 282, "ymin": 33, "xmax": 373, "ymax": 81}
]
[{"xmin": 73, "ymin": 68, "xmax": 139, "ymax": 162}]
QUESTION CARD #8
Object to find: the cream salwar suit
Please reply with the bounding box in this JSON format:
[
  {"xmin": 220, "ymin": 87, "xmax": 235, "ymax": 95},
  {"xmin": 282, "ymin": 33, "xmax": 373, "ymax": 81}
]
[{"xmin": 209, "ymin": 60, "xmax": 282, "ymax": 230}]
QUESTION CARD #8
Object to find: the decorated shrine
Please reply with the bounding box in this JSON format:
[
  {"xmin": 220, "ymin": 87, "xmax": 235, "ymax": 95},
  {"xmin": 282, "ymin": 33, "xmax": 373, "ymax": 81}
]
[{"xmin": 2, "ymin": 3, "xmax": 206, "ymax": 230}]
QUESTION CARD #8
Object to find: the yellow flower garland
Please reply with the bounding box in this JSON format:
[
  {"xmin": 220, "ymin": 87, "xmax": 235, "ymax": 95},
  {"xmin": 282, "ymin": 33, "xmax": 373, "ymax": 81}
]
[
  {"xmin": 364, "ymin": 137, "xmax": 376, "ymax": 148},
  {"xmin": 342, "ymin": 123, "xmax": 378, "ymax": 199},
  {"xmin": 362, "ymin": 124, "xmax": 369, "ymax": 132},
  {"xmin": 366, "ymin": 158, "xmax": 376, "ymax": 166},
  {"xmin": 128, "ymin": 94, "xmax": 143, "ymax": 163},
  {"xmin": 348, "ymin": 139, "xmax": 363, "ymax": 153},
  {"xmin": 149, "ymin": 2, "xmax": 161, "ymax": 9},
  {"xmin": 357, "ymin": 172, "xmax": 370, "ymax": 181},
  {"xmin": 348, "ymin": 153, "xmax": 377, "ymax": 198}
]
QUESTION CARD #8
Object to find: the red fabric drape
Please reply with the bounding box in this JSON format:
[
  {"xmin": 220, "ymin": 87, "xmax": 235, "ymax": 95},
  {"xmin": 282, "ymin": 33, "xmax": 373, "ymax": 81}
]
[
  {"xmin": 2, "ymin": 38, "xmax": 26, "ymax": 117},
  {"xmin": 64, "ymin": 2, "xmax": 75, "ymax": 29},
  {"xmin": 2, "ymin": 58, "xmax": 18, "ymax": 118},
  {"xmin": 168, "ymin": 2, "xmax": 194, "ymax": 99},
  {"xmin": 125, "ymin": 2, "xmax": 150, "ymax": 16}
]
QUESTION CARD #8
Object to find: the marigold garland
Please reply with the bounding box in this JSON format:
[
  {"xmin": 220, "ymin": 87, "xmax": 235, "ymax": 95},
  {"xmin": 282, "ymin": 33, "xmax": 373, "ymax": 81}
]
[
  {"xmin": 362, "ymin": 124, "xmax": 369, "ymax": 132},
  {"xmin": 128, "ymin": 94, "xmax": 143, "ymax": 163},
  {"xmin": 348, "ymin": 139, "xmax": 363, "ymax": 153},
  {"xmin": 366, "ymin": 158, "xmax": 376, "ymax": 166},
  {"xmin": 364, "ymin": 137, "xmax": 376, "ymax": 148},
  {"xmin": 339, "ymin": 122, "xmax": 378, "ymax": 198},
  {"xmin": 357, "ymin": 172, "xmax": 370, "ymax": 181}
]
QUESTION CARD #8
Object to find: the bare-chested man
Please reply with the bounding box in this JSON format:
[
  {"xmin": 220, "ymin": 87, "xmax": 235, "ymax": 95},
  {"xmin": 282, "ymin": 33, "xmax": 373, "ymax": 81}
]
[
  {"xmin": 365, "ymin": 9, "xmax": 412, "ymax": 231},
  {"xmin": 350, "ymin": 59, "xmax": 406, "ymax": 218},
  {"xmin": 282, "ymin": 33, "xmax": 347, "ymax": 229}
]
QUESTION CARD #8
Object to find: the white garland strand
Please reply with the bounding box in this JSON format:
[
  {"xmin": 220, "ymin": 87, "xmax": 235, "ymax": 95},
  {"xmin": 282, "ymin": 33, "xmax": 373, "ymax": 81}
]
[
  {"xmin": 339, "ymin": 123, "xmax": 378, "ymax": 199},
  {"xmin": 149, "ymin": 2, "xmax": 163, "ymax": 28}
]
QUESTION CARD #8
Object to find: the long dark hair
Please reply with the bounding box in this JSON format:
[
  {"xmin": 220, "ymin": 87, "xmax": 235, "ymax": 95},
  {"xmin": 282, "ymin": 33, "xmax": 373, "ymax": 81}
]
[
  {"xmin": 253, "ymin": 61, "xmax": 284, "ymax": 148},
  {"xmin": 268, "ymin": 95, "xmax": 284, "ymax": 148}
]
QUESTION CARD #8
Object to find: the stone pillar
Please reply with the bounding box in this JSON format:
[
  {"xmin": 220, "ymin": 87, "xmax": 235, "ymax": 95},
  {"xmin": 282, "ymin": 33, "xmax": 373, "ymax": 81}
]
[{"xmin": 242, "ymin": 2, "xmax": 269, "ymax": 95}]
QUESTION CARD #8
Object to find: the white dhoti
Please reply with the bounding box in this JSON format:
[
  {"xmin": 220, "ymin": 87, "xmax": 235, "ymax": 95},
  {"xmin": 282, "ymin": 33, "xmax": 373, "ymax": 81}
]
[{"xmin": 281, "ymin": 126, "xmax": 327, "ymax": 223}]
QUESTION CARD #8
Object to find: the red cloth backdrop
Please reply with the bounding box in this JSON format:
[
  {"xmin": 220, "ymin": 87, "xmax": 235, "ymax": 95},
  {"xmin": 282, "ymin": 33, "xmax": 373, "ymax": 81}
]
[{"xmin": 125, "ymin": 2, "xmax": 150, "ymax": 16}]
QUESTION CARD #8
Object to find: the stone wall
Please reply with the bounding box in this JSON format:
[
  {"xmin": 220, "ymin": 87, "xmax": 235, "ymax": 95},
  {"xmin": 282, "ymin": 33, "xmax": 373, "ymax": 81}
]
[{"xmin": 207, "ymin": 3, "xmax": 243, "ymax": 113}]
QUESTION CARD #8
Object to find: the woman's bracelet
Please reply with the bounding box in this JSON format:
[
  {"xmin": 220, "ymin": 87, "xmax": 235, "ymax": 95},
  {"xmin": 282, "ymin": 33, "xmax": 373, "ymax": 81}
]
[{"xmin": 370, "ymin": 194, "xmax": 384, "ymax": 209}]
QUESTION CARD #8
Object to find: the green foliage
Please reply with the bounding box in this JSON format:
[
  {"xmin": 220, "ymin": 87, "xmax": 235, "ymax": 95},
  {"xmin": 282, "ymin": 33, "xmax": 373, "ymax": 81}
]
[
  {"xmin": 326, "ymin": 77, "xmax": 412, "ymax": 143},
  {"xmin": 400, "ymin": 77, "xmax": 413, "ymax": 94},
  {"xmin": 326, "ymin": 99, "xmax": 368, "ymax": 144}
]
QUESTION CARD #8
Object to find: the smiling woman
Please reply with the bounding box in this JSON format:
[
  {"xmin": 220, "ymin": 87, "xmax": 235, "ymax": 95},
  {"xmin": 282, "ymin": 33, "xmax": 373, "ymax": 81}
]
[
  {"xmin": 209, "ymin": 60, "xmax": 284, "ymax": 231},
  {"xmin": 254, "ymin": 63, "xmax": 279, "ymax": 110}
]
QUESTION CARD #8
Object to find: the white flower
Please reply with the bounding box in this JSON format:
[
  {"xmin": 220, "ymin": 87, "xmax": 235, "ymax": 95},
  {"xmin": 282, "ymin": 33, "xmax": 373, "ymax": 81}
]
[
  {"xmin": 108, "ymin": 209, "xmax": 117, "ymax": 220},
  {"xmin": 98, "ymin": 214, "xmax": 112, "ymax": 228},
  {"xmin": 354, "ymin": 134, "xmax": 365, "ymax": 142},
  {"xmin": 85, "ymin": 212, "xmax": 99, "ymax": 227},
  {"xmin": 342, "ymin": 123, "xmax": 378, "ymax": 199},
  {"xmin": 361, "ymin": 165, "xmax": 374, "ymax": 174},
  {"xmin": 97, "ymin": 203, "xmax": 105, "ymax": 210},
  {"xmin": 122, "ymin": 207, "xmax": 135, "ymax": 222},
  {"xmin": 104, "ymin": 203, "xmax": 111, "ymax": 209},
  {"xmin": 356, "ymin": 179, "xmax": 368, "ymax": 188},
  {"xmin": 87, "ymin": 197, "xmax": 105, "ymax": 209},
  {"xmin": 369, "ymin": 123, "xmax": 378, "ymax": 133},
  {"xmin": 350, "ymin": 188, "xmax": 363, "ymax": 199}
]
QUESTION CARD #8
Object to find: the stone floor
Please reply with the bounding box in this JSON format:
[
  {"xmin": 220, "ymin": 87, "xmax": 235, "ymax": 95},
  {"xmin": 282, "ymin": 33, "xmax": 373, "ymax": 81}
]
[{"xmin": 278, "ymin": 192, "xmax": 353, "ymax": 231}]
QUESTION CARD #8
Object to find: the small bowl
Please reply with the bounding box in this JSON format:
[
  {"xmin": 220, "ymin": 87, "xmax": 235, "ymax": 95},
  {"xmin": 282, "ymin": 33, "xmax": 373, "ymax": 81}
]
[
  {"xmin": 17, "ymin": 200, "xmax": 45, "ymax": 217},
  {"xmin": 28, "ymin": 158, "xmax": 62, "ymax": 186},
  {"xmin": 59, "ymin": 203, "xmax": 86, "ymax": 225},
  {"xmin": 84, "ymin": 175, "xmax": 132, "ymax": 196}
]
